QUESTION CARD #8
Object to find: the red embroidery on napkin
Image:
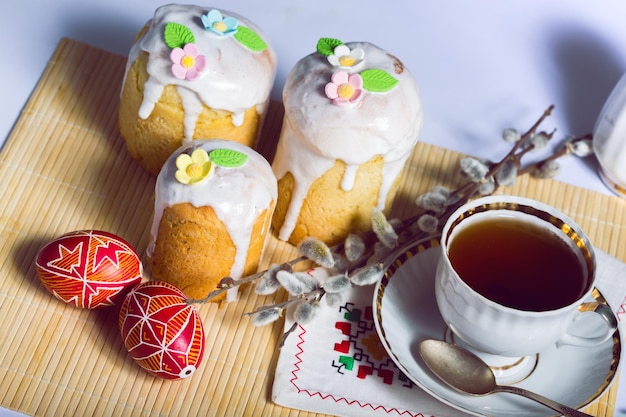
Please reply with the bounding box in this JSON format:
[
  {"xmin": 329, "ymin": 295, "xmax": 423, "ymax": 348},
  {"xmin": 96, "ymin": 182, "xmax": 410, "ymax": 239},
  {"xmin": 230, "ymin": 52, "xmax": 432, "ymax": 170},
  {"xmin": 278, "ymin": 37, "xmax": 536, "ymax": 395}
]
[
  {"xmin": 330, "ymin": 303, "xmax": 411, "ymax": 386},
  {"xmin": 289, "ymin": 325, "xmax": 428, "ymax": 416},
  {"xmin": 357, "ymin": 365, "xmax": 374, "ymax": 379},
  {"xmin": 288, "ymin": 297, "xmax": 430, "ymax": 417},
  {"xmin": 335, "ymin": 321, "xmax": 352, "ymax": 335},
  {"xmin": 378, "ymin": 369, "xmax": 395, "ymax": 385},
  {"xmin": 334, "ymin": 339, "xmax": 351, "ymax": 354},
  {"xmin": 616, "ymin": 296, "xmax": 626, "ymax": 321}
]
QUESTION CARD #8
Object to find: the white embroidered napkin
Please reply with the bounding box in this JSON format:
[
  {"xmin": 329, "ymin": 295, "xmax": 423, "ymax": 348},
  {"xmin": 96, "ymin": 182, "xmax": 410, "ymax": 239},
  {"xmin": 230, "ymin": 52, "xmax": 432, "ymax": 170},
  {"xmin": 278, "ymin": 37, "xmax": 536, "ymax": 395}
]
[{"xmin": 272, "ymin": 249, "xmax": 626, "ymax": 417}]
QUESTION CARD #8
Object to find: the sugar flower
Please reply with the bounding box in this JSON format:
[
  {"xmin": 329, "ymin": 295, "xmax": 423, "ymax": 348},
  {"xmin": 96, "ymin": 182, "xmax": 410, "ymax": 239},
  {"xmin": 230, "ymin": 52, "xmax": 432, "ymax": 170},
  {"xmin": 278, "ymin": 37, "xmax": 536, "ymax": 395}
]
[
  {"xmin": 327, "ymin": 44, "xmax": 364, "ymax": 69},
  {"xmin": 202, "ymin": 9, "xmax": 238, "ymax": 36},
  {"xmin": 170, "ymin": 43, "xmax": 207, "ymax": 80},
  {"xmin": 175, "ymin": 148, "xmax": 213, "ymax": 185},
  {"xmin": 325, "ymin": 71, "xmax": 364, "ymax": 106}
]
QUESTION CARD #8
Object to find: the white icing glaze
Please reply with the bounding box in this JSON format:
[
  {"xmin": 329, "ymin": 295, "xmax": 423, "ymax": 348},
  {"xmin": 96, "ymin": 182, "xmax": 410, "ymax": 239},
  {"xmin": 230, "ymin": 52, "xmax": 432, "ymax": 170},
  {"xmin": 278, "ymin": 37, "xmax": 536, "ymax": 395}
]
[
  {"xmin": 149, "ymin": 139, "xmax": 277, "ymax": 300},
  {"xmin": 341, "ymin": 164, "xmax": 359, "ymax": 191},
  {"xmin": 125, "ymin": 4, "xmax": 276, "ymax": 140},
  {"xmin": 272, "ymin": 42, "xmax": 423, "ymax": 241}
]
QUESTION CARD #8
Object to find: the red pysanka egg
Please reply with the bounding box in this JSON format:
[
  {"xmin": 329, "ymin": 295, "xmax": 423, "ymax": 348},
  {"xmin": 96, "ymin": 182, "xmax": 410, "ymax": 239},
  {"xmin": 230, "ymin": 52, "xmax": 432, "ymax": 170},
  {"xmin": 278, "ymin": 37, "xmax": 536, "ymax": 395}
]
[
  {"xmin": 119, "ymin": 281, "xmax": 205, "ymax": 380},
  {"xmin": 35, "ymin": 230, "xmax": 143, "ymax": 309}
]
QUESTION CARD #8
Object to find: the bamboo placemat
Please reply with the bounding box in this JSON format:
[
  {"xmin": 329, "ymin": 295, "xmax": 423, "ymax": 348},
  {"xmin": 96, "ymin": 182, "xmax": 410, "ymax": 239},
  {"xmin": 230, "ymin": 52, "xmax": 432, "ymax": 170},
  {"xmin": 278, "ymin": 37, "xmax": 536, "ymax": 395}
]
[{"xmin": 0, "ymin": 38, "xmax": 624, "ymax": 417}]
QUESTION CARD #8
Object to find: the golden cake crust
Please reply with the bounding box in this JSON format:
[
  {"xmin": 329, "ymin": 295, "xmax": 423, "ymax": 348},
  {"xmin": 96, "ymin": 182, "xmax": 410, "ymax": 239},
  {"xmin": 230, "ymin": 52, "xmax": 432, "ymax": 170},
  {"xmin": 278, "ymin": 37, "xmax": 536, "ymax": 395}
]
[
  {"xmin": 272, "ymin": 156, "xmax": 399, "ymax": 246},
  {"xmin": 118, "ymin": 5, "xmax": 277, "ymax": 175},
  {"xmin": 271, "ymin": 40, "xmax": 422, "ymax": 246},
  {"xmin": 149, "ymin": 202, "xmax": 272, "ymax": 302},
  {"xmin": 148, "ymin": 139, "xmax": 277, "ymax": 303}
]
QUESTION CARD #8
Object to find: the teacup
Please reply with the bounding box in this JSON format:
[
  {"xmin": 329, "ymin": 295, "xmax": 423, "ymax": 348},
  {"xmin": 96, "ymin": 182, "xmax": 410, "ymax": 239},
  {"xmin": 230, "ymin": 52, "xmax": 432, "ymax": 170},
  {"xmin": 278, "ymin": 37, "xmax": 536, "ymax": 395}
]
[{"xmin": 435, "ymin": 195, "xmax": 617, "ymax": 358}]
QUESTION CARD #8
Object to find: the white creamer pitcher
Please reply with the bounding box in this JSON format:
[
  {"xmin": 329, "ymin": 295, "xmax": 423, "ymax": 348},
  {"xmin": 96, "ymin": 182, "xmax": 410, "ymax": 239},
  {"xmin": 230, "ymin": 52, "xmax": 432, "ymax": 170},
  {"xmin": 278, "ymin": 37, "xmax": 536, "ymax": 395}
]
[{"xmin": 594, "ymin": 73, "xmax": 626, "ymax": 198}]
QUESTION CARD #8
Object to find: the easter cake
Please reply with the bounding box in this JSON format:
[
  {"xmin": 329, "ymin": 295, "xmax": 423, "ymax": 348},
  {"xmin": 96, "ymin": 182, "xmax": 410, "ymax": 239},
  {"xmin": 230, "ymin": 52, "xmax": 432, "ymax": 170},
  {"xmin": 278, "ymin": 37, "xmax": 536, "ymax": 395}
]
[
  {"xmin": 119, "ymin": 4, "xmax": 277, "ymax": 174},
  {"xmin": 147, "ymin": 139, "xmax": 277, "ymax": 302},
  {"xmin": 271, "ymin": 38, "xmax": 423, "ymax": 245}
]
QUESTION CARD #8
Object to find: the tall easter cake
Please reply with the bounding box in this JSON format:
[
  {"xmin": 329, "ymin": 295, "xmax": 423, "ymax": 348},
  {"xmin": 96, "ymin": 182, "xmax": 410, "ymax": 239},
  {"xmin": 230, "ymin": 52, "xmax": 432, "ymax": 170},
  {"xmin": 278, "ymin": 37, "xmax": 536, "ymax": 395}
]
[
  {"xmin": 119, "ymin": 5, "xmax": 277, "ymax": 174},
  {"xmin": 271, "ymin": 38, "xmax": 423, "ymax": 245},
  {"xmin": 147, "ymin": 139, "xmax": 277, "ymax": 302}
]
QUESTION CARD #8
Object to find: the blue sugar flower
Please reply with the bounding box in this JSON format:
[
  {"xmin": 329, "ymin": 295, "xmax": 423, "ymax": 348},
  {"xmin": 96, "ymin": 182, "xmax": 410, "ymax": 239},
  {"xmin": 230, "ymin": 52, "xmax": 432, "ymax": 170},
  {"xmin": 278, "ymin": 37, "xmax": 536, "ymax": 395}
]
[{"xmin": 201, "ymin": 9, "xmax": 238, "ymax": 36}]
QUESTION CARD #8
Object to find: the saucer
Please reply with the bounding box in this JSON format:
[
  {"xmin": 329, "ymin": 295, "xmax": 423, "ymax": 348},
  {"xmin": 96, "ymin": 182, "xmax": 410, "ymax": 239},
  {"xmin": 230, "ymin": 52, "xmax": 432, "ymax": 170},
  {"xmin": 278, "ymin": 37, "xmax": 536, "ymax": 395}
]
[{"xmin": 373, "ymin": 236, "xmax": 621, "ymax": 417}]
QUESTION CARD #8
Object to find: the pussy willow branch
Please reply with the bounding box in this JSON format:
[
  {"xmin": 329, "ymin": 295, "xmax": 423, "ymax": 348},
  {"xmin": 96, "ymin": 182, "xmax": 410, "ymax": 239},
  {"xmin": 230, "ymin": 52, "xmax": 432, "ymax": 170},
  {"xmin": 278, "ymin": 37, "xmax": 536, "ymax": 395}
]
[
  {"xmin": 242, "ymin": 288, "xmax": 324, "ymax": 317},
  {"xmin": 187, "ymin": 255, "xmax": 307, "ymax": 304},
  {"xmin": 518, "ymin": 132, "xmax": 593, "ymax": 176},
  {"xmin": 188, "ymin": 218, "xmax": 379, "ymax": 305},
  {"xmin": 373, "ymin": 106, "xmax": 589, "ymax": 262},
  {"xmin": 447, "ymin": 104, "xmax": 555, "ymax": 204},
  {"xmin": 388, "ymin": 110, "xmax": 553, "ymax": 241},
  {"xmin": 187, "ymin": 104, "xmax": 591, "ymax": 306}
]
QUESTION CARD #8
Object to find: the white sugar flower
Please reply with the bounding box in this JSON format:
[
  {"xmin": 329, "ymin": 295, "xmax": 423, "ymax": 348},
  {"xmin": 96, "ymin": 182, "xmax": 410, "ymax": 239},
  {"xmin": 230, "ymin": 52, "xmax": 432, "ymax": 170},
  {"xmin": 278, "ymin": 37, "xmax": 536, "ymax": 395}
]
[{"xmin": 327, "ymin": 44, "xmax": 365, "ymax": 69}]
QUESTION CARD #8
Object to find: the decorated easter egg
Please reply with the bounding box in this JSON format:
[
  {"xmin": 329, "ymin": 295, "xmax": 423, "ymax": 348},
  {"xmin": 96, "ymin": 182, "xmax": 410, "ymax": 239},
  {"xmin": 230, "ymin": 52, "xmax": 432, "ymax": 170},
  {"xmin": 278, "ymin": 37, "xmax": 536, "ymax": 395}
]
[
  {"xmin": 35, "ymin": 230, "xmax": 143, "ymax": 309},
  {"xmin": 119, "ymin": 281, "xmax": 205, "ymax": 380}
]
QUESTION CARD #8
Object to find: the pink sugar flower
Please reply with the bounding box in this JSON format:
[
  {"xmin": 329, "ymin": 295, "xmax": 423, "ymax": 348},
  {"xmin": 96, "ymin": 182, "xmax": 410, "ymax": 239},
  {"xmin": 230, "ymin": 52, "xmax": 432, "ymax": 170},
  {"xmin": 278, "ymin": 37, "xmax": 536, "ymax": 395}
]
[
  {"xmin": 325, "ymin": 71, "xmax": 363, "ymax": 106},
  {"xmin": 170, "ymin": 43, "xmax": 207, "ymax": 81}
]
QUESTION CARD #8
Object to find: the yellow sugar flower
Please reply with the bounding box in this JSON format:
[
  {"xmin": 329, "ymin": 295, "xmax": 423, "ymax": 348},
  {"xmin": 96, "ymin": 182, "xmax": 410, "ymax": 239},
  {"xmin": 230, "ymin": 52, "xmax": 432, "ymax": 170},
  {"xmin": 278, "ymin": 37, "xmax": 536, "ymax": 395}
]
[{"xmin": 175, "ymin": 148, "xmax": 213, "ymax": 185}]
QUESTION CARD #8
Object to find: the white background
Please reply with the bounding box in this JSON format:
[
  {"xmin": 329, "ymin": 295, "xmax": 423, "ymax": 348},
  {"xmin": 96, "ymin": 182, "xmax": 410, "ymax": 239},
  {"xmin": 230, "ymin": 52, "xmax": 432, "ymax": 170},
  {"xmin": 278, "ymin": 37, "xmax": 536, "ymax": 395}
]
[
  {"xmin": 5, "ymin": 1, "xmax": 626, "ymax": 196},
  {"xmin": 3, "ymin": 1, "xmax": 626, "ymax": 416}
]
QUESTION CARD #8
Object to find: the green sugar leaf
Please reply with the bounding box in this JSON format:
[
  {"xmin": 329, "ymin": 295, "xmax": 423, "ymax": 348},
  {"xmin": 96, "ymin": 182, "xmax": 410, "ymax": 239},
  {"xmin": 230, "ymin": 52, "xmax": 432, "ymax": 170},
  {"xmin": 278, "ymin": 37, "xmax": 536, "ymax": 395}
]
[
  {"xmin": 361, "ymin": 68, "xmax": 399, "ymax": 92},
  {"xmin": 316, "ymin": 38, "xmax": 343, "ymax": 57},
  {"xmin": 164, "ymin": 22, "xmax": 195, "ymax": 49},
  {"xmin": 210, "ymin": 148, "xmax": 248, "ymax": 168},
  {"xmin": 234, "ymin": 26, "xmax": 268, "ymax": 52}
]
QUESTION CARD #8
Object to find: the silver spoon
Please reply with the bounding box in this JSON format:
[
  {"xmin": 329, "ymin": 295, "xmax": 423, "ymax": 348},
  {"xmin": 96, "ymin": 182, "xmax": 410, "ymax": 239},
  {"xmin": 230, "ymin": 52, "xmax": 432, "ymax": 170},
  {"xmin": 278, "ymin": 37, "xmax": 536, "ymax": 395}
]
[{"xmin": 418, "ymin": 339, "xmax": 593, "ymax": 417}]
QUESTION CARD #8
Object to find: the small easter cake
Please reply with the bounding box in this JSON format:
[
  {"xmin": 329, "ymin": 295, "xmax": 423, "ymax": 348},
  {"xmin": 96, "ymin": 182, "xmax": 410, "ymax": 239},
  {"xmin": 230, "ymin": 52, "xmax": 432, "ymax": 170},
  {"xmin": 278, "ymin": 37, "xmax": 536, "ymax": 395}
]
[
  {"xmin": 119, "ymin": 4, "xmax": 277, "ymax": 174},
  {"xmin": 271, "ymin": 38, "xmax": 423, "ymax": 245},
  {"xmin": 147, "ymin": 139, "xmax": 277, "ymax": 302}
]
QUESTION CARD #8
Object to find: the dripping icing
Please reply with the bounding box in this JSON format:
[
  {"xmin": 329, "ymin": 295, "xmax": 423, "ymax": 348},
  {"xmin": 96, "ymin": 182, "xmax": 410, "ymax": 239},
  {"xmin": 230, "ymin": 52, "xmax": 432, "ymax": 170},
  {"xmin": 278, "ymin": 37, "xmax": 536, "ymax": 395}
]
[
  {"xmin": 132, "ymin": 4, "xmax": 276, "ymax": 140},
  {"xmin": 341, "ymin": 164, "xmax": 359, "ymax": 191},
  {"xmin": 272, "ymin": 41, "xmax": 423, "ymax": 241},
  {"xmin": 150, "ymin": 140, "xmax": 277, "ymax": 293}
]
